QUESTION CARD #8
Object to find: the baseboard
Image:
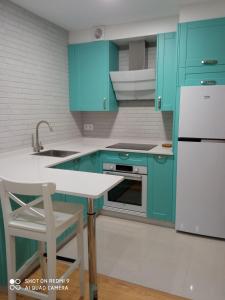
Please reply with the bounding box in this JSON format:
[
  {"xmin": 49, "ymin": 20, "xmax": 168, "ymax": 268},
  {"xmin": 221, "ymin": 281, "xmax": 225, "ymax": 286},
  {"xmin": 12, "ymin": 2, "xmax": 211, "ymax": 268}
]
[{"xmin": 100, "ymin": 209, "xmax": 175, "ymax": 228}]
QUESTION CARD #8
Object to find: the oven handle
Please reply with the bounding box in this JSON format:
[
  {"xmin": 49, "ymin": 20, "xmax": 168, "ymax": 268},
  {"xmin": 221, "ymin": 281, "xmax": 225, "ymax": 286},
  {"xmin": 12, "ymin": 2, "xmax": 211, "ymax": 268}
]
[{"xmin": 103, "ymin": 171, "xmax": 142, "ymax": 180}]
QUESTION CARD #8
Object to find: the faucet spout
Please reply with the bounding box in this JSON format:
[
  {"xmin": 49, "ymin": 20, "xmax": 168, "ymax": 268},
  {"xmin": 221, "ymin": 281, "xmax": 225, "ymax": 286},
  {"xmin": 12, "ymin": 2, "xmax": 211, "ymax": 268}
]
[{"xmin": 34, "ymin": 120, "xmax": 53, "ymax": 152}]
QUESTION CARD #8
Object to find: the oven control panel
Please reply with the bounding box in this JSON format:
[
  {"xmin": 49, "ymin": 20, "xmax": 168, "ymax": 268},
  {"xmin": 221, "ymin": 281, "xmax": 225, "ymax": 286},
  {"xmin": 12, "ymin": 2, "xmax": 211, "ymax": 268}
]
[{"xmin": 103, "ymin": 163, "xmax": 147, "ymax": 175}]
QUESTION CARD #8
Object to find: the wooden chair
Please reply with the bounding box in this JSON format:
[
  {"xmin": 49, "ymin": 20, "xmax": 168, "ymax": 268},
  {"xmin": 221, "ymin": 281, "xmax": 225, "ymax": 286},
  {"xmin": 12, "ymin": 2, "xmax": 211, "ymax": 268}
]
[{"xmin": 0, "ymin": 177, "xmax": 84, "ymax": 300}]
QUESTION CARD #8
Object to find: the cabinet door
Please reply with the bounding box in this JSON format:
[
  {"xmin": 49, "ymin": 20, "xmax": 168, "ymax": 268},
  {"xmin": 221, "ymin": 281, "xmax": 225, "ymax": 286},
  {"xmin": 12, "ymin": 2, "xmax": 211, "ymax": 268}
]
[
  {"xmin": 0, "ymin": 202, "xmax": 8, "ymax": 285},
  {"xmin": 148, "ymin": 155, "xmax": 174, "ymax": 222},
  {"xmin": 179, "ymin": 18, "xmax": 225, "ymax": 70},
  {"xmin": 156, "ymin": 32, "xmax": 177, "ymax": 111},
  {"xmin": 78, "ymin": 153, "xmax": 98, "ymax": 173},
  {"xmin": 68, "ymin": 41, "xmax": 118, "ymax": 112}
]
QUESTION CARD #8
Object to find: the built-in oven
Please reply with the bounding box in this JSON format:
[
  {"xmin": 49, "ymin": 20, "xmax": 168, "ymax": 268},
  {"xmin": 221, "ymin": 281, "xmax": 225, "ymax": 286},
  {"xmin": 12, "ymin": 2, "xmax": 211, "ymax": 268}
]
[{"xmin": 103, "ymin": 163, "xmax": 147, "ymax": 216}]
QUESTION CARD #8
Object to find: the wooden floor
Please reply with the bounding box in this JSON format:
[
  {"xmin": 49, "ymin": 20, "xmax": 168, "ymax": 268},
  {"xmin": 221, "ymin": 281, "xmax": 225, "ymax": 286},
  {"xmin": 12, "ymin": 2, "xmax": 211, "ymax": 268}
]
[{"xmin": 0, "ymin": 263, "xmax": 189, "ymax": 300}]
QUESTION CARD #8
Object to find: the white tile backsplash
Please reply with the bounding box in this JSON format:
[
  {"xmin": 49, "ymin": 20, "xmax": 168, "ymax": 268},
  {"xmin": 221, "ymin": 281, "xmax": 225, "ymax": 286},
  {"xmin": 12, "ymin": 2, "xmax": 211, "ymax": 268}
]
[
  {"xmin": 82, "ymin": 102, "xmax": 172, "ymax": 140},
  {"xmin": 0, "ymin": 0, "xmax": 82, "ymax": 153}
]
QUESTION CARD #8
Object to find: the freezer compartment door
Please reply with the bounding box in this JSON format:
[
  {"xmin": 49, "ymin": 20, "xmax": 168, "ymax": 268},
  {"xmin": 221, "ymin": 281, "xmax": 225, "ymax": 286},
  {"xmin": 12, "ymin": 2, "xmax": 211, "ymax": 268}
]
[
  {"xmin": 176, "ymin": 141, "xmax": 225, "ymax": 238},
  {"xmin": 179, "ymin": 85, "xmax": 225, "ymax": 139}
]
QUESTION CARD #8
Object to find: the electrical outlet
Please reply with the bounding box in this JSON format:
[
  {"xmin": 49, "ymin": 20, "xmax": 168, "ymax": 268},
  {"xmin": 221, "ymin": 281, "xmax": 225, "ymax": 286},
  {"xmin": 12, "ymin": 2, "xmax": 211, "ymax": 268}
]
[
  {"xmin": 83, "ymin": 124, "xmax": 89, "ymax": 131},
  {"xmin": 83, "ymin": 124, "xmax": 94, "ymax": 131},
  {"xmin": 89, "ymin": 124, "xmax": 94, "ymax": 131}
]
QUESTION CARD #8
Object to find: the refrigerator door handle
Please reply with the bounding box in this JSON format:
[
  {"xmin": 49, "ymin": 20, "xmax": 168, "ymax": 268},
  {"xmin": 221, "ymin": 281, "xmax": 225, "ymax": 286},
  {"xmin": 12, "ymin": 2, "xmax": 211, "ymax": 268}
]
[{"xmin": 201, "ymin": 139, "xmax": 225, "ymax": 143}]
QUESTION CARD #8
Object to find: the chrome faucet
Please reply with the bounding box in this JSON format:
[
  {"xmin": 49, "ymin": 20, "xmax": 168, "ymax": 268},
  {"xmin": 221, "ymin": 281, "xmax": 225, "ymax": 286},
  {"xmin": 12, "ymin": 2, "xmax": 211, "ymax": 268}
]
[{"xmin": 32, "ymin": 120, "xmax": 53, "ymax": 152}]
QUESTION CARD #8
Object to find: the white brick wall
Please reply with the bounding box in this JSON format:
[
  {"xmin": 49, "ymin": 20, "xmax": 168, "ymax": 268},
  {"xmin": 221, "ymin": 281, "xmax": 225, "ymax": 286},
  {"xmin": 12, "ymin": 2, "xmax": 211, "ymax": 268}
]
[
  {"xmin": 82, "ymin": 48, "xmax": 173, "ymax": 140},
  {"xmin": 0, "ymin": 0, "xmax": 82, "ymax": 153},
  {"xmin": 0, "ymin": 0, "xmax": 172, "ymax": 151}
]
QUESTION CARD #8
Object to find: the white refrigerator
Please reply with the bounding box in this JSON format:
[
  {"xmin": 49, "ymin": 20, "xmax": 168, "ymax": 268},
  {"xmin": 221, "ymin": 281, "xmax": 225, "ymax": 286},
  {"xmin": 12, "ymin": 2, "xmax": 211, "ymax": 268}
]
[{"xmin": 176, "ymin": 85, "xmax": 225, "ymax": 238}]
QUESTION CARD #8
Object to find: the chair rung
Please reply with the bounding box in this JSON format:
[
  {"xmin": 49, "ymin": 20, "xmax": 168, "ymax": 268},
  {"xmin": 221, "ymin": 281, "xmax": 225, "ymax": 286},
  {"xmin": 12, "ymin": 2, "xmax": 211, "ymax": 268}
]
[
  {"xmin": 59, "ymin": 260, "xmax": 80, "ymax": 281},
  {"xmin": 43, "ymin": 253, "xmax": 76, "ymax": 264}
]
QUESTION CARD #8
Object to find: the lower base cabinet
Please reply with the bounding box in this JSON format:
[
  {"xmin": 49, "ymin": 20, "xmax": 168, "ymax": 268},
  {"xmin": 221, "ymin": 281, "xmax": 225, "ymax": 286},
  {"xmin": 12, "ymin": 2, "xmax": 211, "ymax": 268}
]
[{"xmin": 147, "ymin": 155, "xmax": 174, "ymax": 222}]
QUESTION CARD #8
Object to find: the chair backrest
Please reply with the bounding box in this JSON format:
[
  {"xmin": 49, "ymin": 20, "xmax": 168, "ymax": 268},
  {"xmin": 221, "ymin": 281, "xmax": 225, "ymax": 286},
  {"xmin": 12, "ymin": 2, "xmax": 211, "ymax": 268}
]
[{"xmin": 0, "ymin": 177, "xmax": 56, "ymax": 231}]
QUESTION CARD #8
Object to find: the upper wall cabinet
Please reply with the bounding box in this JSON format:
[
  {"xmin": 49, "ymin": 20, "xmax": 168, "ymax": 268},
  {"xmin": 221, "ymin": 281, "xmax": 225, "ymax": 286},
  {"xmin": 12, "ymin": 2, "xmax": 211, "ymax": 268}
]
[
  {"xmin": 178, "ymin": 17, "xmax": 225, "ymax": 86},
  {"xmin": 155, "ymin": 32, "xmax": 177, "ymax": 111},
  {"xmin": 68, "ymin": 41, "xmax": 119, "ymax": 112}
]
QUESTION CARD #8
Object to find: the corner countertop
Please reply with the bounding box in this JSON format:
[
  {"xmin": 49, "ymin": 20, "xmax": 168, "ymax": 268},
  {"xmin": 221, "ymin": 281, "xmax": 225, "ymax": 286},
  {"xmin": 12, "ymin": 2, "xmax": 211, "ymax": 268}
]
[{"xmin": 0, "ymin": 137, "xmax": 173, "ymax": 198}]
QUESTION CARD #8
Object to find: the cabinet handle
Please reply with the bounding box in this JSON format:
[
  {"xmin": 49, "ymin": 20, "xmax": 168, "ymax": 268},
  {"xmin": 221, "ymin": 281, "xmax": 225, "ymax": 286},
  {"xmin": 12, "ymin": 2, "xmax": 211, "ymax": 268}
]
[
  {"xmin": 155, "ymin": 155, "xmax": 167, "ymax": 163},
  {"xmin": 158, "ymin": 96, "xmax": 162, "ymax": 110},
  {"xmin": 119, "ymin": 152, "xmax": 129, "ymax": 160},
  {"xmin": 201, "ymin": 59, "xmax": 218, "ymax": 65},
  {"xmin": 103, "ymin": 98, "xmax": 107, "ymax": 110},
  {"xmin": 200, "ymin": 80, "xmax": 216, "ymax": 85}
]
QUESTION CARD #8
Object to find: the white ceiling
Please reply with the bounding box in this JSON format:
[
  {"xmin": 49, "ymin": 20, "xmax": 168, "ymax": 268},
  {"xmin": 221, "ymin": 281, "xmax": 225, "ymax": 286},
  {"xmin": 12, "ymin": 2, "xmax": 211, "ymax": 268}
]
[{"xmin": 11, "ymin": 0, "xmax": 211, "ymax": 31}]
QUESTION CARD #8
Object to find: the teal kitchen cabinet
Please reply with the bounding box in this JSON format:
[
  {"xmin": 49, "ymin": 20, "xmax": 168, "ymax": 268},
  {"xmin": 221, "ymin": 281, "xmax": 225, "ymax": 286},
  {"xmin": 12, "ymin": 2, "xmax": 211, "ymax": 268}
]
[
  {"xmin": 178, "ymin": 18, "xmax": 225, "ymax": 70},
  {"xmin": 147, "ymin": 155, "xmax": 174, "ymax": 222},
  {"xmin": 156, "ymin": 32, "xmax": 177, "ymax": 111},
  {"xmin": 68, "ymin": 41, "xmax": 119, "ymax": 112},
  {"xmin": 178, "ymin": 17, "xmax": 225, "ymax": 86}
]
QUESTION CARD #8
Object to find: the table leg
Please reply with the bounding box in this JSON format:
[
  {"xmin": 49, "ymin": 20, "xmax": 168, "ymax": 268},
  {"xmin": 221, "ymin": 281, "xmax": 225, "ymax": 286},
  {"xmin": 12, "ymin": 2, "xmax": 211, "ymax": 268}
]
[{"xmin": 87, "ymin": 198, "xmax": 98, "ymax": 300}]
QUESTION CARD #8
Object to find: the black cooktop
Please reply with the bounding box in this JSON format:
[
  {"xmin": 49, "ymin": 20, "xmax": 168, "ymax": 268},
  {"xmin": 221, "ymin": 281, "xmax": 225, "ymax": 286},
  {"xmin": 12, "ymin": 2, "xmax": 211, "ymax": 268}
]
[{"xmin": 106, "ymin": 143, "xmax": 157, "ymax": 151}]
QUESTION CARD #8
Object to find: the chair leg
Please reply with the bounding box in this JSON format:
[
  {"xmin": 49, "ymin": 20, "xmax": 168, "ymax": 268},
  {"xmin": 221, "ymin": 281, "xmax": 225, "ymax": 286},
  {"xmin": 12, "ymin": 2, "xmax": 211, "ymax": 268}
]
[
  {"xmin": 6, "ymin": 235, "xmax": 16, "ymax": 300},
  {"xmin": 38, "ymin": 241, "xmax": 47, "ymax": 279},
  {"xmin": 77, "ymin": 214, "xmax": 85, "ymax": 298},
  {"xmin": 46, "ymin": 237, "xmax": 57, "ymax": 300}
]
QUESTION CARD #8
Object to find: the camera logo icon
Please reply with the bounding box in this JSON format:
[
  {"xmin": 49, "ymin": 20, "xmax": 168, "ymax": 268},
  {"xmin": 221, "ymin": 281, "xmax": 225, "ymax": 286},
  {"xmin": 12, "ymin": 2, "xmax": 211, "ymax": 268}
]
[{"xmin": 9, "ymin": 279, "xmax": 21, "ymax": 291}]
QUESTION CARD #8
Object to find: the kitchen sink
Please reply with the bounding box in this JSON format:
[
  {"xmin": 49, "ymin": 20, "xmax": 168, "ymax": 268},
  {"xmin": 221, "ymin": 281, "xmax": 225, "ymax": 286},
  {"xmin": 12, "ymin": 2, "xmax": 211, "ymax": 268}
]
[{"xmin": 32, "ymin": 150, "xmax": 79, "ymax": 157}]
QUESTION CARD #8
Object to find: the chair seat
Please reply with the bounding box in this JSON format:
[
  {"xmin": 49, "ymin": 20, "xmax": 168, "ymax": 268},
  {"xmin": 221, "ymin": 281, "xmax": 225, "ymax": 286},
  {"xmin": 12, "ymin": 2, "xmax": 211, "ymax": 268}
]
[{"xmin": 9, "ymin": 201, "xmax": 83, "ymax": 233}]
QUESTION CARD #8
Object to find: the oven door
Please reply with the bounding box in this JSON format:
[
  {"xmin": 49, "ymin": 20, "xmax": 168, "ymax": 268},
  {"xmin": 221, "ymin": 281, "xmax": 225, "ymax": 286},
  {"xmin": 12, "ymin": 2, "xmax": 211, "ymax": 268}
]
[{"xmin": 103, "ymin": 171, "xmax": 147, "ymax": 213}]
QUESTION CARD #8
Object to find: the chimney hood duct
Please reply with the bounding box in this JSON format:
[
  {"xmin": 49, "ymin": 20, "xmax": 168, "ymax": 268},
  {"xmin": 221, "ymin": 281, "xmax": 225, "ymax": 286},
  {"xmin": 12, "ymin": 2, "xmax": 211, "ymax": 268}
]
[
  {"xmin": 129, "ymin": 40, "xmax": 147, "ymax": 70},
  {"xmin": 110, "ymin": 39, "xmax": 155, "ymax": 101}
]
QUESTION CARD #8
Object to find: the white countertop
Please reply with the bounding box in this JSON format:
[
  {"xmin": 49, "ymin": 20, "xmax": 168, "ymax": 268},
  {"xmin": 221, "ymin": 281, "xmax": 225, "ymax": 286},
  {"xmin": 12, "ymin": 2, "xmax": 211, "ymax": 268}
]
[{"xmin": 0, "ymin": 137, "xmax": 173, "ymax": 198}]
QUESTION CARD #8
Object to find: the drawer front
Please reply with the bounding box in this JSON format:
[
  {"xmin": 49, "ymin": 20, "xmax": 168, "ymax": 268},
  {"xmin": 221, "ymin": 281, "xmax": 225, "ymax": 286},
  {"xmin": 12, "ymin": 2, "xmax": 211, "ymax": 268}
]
[
  {"xmin": 100, "ymin": 151, "xmax": 147, "ymax": 166},
  {"xmin": 178, "ymin": 68, "xmax": 225, "ymax": 86}
]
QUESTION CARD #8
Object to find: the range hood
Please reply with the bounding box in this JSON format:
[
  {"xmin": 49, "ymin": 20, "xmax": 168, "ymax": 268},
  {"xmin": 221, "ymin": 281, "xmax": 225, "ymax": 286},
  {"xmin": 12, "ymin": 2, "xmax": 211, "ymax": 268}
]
[{"xmin": 110, "ymin": 40, "xmax": 155, "ymax": 101}]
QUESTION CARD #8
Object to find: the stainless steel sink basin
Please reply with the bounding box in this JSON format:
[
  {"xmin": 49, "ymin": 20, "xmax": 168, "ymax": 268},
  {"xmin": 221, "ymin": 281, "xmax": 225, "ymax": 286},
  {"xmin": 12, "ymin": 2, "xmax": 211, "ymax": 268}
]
[{"xmin": 32, "ymin": 150, "xmax": 79, "ymax": 157}]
